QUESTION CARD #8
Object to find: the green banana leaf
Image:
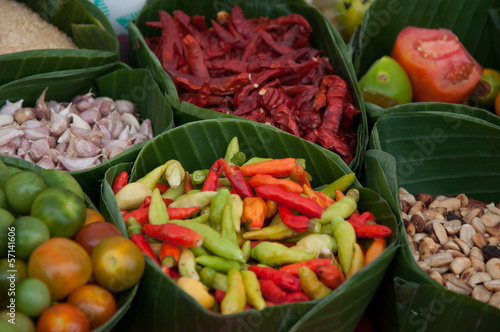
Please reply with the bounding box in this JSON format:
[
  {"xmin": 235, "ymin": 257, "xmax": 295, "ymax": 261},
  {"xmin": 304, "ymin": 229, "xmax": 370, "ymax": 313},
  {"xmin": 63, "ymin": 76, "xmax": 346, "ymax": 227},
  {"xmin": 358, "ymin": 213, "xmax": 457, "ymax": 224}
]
[
  {"xmin": 351, "ymin": 0, "xmax": 500, "ymax": 79},
  {"xmin": 365, "ymin": 110, "xmax": 500, "ymax": 331},
  {"xmin": 0, "ymin": 160, "xmax": 138, "ymax": 332},
  {"xmin": 100, "ymin": 118, "xmax": 397, "ymax": 332},
  {"xmin": 0, "ymin": 65, "xmax": 174, "ymax": 205},
  {"xmin": 129, "ymin": 0, "xmax": 368, "ymax": 172},
  {"xmin": 0, "ymin": 0, "xmax": 119, "ymax": 86}
]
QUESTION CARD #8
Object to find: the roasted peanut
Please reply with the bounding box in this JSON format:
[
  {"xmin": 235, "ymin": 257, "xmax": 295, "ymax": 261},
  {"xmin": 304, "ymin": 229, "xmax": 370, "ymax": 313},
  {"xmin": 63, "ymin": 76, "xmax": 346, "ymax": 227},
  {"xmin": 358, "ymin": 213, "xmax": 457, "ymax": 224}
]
[
  {"xmin": 481, "ymin": 213, "xmax": 500, "ymax": 228},
  {"xmin": 485, "ymin": 258, "xmax": 500, "ymax": 279},
  {"xmin": 471, "ymin": 285, "xmax": 491, "ymax": 303},
  {"xmin": 467, "ymin": 272, "xmax": 492, "ymax": 287},
  {"xmin": 433, "ymin": 221, "xmax": 448, "ymax": 245},
  {"xmin": 429, "ymin": 270, "xmax": 443, "ymax": 285},
  {"xmin": 487, "ymin": 292, "xmax": 500, "ymax": 309},
  {"xmin": 443, "ymin": 220, "xmax": 462, "ymax": 235},
  {"xmin": 419, "ymin": 237, "xmax": 439, "ymax": 260},
  {"xmin": 450, "ymin": 257, "xmax": 471, "ymax": 275},
  {"xmin": 471, "ymin": 217, "xmax": 486, "ymax": 234},
  {"xmin": 455, "ymin": 194, "xmax": 469, "ymax": 208},
  {"xmin": 483, "ymin": 280, "xmax": 500, "ymax": 292},
  {"xmin": 445, "ymin": 276, "xmax": 473, "ymax": 295}
]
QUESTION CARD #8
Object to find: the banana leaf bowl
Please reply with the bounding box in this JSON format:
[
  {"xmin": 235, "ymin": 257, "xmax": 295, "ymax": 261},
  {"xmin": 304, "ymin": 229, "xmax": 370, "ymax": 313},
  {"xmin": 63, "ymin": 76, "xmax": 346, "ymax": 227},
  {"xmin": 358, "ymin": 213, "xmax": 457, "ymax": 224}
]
[
  {"xmin": 100, "ymin": 118, "xmax": 398, "ymax": 332},
  {"xmin": 0, "ymin": 159, "xmax": 138, "ymax": 332},
  {"xmin": 127, "ymin": 0, "xmax": 368, "ymax": 172},
  {"xmin": 364, "ymin": 109, "xmax": 500, "ymax": 331},
  {"xmin": 0, "ymin": 63, "xmax": 174, "ymax": 204},
  {"xmin": 0, "ymin": 0, "xmax": 120, "ymax": 87}
]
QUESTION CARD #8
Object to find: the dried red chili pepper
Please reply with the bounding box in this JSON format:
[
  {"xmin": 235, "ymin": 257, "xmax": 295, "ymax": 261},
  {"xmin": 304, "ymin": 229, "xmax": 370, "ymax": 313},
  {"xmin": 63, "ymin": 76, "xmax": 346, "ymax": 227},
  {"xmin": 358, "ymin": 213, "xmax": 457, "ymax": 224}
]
[{"xmin": 183, "ymin": 34, "xmax": 210, "ymax": 79}]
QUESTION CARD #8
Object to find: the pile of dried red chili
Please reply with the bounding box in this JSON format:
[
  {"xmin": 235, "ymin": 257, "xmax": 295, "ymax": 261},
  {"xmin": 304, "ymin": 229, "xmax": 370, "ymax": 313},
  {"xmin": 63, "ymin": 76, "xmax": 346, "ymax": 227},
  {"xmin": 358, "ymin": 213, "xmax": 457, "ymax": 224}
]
[{"xmin": 145, "ymin": 6, "xmax": 360, "ymax": 164}]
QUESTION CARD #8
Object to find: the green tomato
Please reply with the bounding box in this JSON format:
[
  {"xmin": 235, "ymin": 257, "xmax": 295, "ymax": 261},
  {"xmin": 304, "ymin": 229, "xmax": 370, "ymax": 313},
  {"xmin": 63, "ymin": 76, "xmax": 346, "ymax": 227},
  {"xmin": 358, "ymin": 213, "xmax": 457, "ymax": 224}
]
[
  {"xmin": 331, "ymin": 0, "xmax": 374, "ymax": 41},
  {"xmin": 473, "ymin": 68, "xmax": 500, "ymax": 108},
  {"xmin": 359, "ymin": 55, "xmax": 413, "ymax": 108}
]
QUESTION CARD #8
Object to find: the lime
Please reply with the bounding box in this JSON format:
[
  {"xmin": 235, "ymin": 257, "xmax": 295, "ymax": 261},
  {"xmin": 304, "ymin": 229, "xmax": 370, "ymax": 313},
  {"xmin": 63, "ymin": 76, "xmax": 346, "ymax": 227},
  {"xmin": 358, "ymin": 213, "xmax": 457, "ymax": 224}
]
[
  {"xmin": 15, "ymin": 278, "xmax": 51, "ymax": 317},
  {"xmin": 0, "ymin": 167, "xmax": 21, "ymax": 190},
  {"xmin": 4, "ymin": 171, "xmax": 48, "ymax": 215},
  {"xmin": 474, "ymin": 68, "xmax": 500, "ymax": 108},
  {"xmin": 38, "ymin": 169, "xmax": 85, "ymax": 201},
  {"xmin": 0, "ymin": 320, "xmax": 16, "ymax": 332},
  {"xmin": 359, "ymin": 55, "xmax": 413, "ymax": 108},
  {"xmin": 0, "ymin": 188, "xmax": 5, "ymax": 209},
  {"xmin": 0, "ymin": 310, "xmax": 35, "ymax": 332},
  {"xmin": 13, "ymin": 216, "xmax": 50, "ymax": 261},
  {"xmin": 0, "ymin": 209, "xmax": 16, "ymax": 259},
  {"xmin": 30, "ymin": 187, "xmax": 86, "ymax": 238},
  {"xmin": 0, "ymin": 259, "xmax": 27, "ymax": 307}
]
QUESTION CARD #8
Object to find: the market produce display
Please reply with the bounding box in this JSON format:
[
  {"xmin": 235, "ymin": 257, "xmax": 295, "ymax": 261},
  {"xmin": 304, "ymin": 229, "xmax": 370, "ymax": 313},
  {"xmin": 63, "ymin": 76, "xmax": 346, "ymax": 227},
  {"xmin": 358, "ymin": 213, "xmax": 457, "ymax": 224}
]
[{"xmin": 0, "ymin": 163, "xmax": 143, "ymax": 331}]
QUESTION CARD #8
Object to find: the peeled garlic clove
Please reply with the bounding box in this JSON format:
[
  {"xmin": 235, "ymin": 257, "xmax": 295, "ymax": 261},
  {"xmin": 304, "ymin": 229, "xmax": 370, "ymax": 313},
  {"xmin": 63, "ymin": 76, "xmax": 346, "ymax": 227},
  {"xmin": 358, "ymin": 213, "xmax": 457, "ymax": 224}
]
[
  {"xmin": 34, "ymin": 88, "xmax": 51, "ymax": 121},
  {"xmin": 115, "ymin": 100, "xmax": 137, "ymax": 114},
  {"xmin": 50, "ymin": 110, "xmax": 69, "ymax": 136},
  {"xmin": 92, "ymin": 97, "xmax": 116, "ymax": 116},
  {"xmin": 0, "ymin": 99, "xmax": 23, "ymax": 115},
  {"xmin": 58, "ymin": 155, "xmax": 101, "ymax": 172},
  {"xmin": 140, "ymin": 119, "xmax": 153, "ymax": 138},
  {"xmin": 118, "ymin": 125, "xmax": 131, "ymax": 141},
  {"xmin": 0, "ymin": 114, "xmax": 14, "ymax": 127},
  {"xmin": 0, "ymin": 125, "xmax": 24, "ymax": 146},
  {"xmin": 121, "ymin": 113, "xmax": 141, "ymax": 132},
  {"xmin": 14, "ymin": 107, "xmax": 36, "ymax": 124},
  {"xmin": 0, "ymin": 141, "xmax": 17, "ymax": 157},
  {"xmin": 69, "ymin": 125, "xmax": 104, "ymax": 147},
  {"xmin": 23, "ymin": 123, "xmax": 50, "ymax": 141},
  {"xmin": 69, "ymin": 113, "xmax": 91, "ymax": 130},
  {"xmin": 80, "ymin": 109, "xmax": 101, "ymax": 125},
  {"xmin": 29, "ymin": 138, "xmax": 50, "ymax": 162},
  {"xmin": 36, "ymin": 156, "xmax": 55, "ymax": 169},
  {"xmin": 74, "ymin": 136, "xmax": 101, "ymax": 158}
]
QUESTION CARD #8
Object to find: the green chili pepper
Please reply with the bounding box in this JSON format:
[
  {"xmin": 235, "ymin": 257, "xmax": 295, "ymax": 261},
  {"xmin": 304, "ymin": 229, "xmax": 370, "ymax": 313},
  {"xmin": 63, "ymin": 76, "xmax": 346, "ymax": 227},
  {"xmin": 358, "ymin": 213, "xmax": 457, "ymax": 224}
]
[
  {"xmin": 195, "ymin": 255, "xmax": 240, "ymax": 274},
  {"xmin": 295, "ymin": 158, "xmax": 306, "ymax": 170},
  {"xmin": 242, "ymin": 157, "xmax": 272, "ymax": 166},
  {"xmin": 332, "ymin": 216, "xmax": 356, "ymax": 274},
  {"xmin": 162, "ymin": 160, "xmax": 185, "ymax": 189},
  {"xmin": 191, "ymin": 170, "xmax": 207, "ymax": 186},
  {"xmin": 299, "ymin": 266, "xmax": 331, "ymax": 300},
  {"xmin": 320, "ymin": 173, "xmax": 356, "ymax": 199},
  {"xmin": 242, "ymin": 221, "xmax": 301, "ymax": 241},
  {"xmin": 169, "ymin": 219, "xmax": 244, "ymax": 263},
  {"xmin": 199, "ymin": 267, "xmax": 216, "ymax": 288},
  {"xmin": 231, "ymin": 152, "xmax": 246, "ymax": 166},
  {"xmin": 251, "ymin": 242, "xmax": 316, "ymax": 267},
  {"xmin": 224, "ymin": 136, "xmax": 240, "ymax": 165},
  {"xmin": 191, "ymin": 246, "xmax": 210, "ymax": 257},
  {"xmin": 136, "ymin": 163, "xmax": 168, "ymax": 190},
  {"xmin": 221, "ymin": 205, "xmax": 238, "ymax": 246},
  {"xmin": 148, "ymin": 188, "xmax": 169, "ymax": 225},
  {"xmin": 162, "ymin": 178, "xmax": 185, "ymax": 200},
  {"xmin": 169, "ymin": 191, "xmax": 218, "ymax": 209},
  {"xmin": 241, "ymin": 240, "xmax": 251, "ymax": 263},
  {"xmin": 292, "ymin": 234, "xmax": 338, "ymax": 256},
  {"xmin": 221, "ymin": 267, "xmax": 246, "ymax": 315},
  {"xmin": 212, "ymin": 271, "xmax": 228, "ymax": 292},
  {"xmin": 208, "ymin": 188, "xmax": 230, "ymax": 231},
  {"xmin": 240, "ymin": 270, "xmax": 266, "ymax": 310},
  {"xmin": 316, "ymin": 189, "xmax": 359, "ymax": 225},
  {"xmin": 178, "ymin": 248, "xmax": 199, "ymax": 280},
  {"xmin": 229, "ymin": 194, "xmax": 243, "ymax": 233}
]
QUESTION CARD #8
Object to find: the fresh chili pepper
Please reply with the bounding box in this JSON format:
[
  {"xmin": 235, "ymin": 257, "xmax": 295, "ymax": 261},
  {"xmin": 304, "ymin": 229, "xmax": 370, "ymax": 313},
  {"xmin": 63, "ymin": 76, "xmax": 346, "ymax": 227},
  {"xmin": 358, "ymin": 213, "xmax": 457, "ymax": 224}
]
[
  {"xmin": 184, "ymin": 172, "xmax": 194, "ymax": 193},
  {"xmin": 241, "ymin": 240, "xmax": 251, "ymax": 263},
  {"xmin": 335, "ymin": 190, "xmax": 345, "ymax": 201},
  {"xmin": 317, "ymin": 264, "xmax": 345, "ymax": 290},
  {"xmin": 346, "ymin": 243, "xmax": 365, "ymax": 279},
  {"xmin": 221, "ymin": 268, "xmax": 246, "ymax": 315},
  {"xmin": 299, "ymin": 266, "xmax": 331, "ymax": 300},
  {"xmin": 332, "ymin": 216, "xmax": 356, "ymax": 274},
  {"xmin": 112, "ymin": 171, "xmax": 128, "ymax": 195},
  {"xmin": 364, "ymin": 238, "xmax": 387, "ymax": 266},
  {"xmin": 178, "ymin": 248, "xmax": 199, "ymax": 280},
  {"xmin": 347, "ymin": 221, "xmax": 393, "ymax": 239},
  {"xmin": 199, "ymin": 266, "xmax": 216, "ymax": 288},
  {"xmin": 248, "ymin": 174, "xmax": 303, "ymax": 193},
  {"xmin": 221, "ymin": 205, "xmax": 238, "ymax": 246},
  {"xmin": 229, "ymin": 194, "xmax": 244, "ymax": 233},
  {"xmin": 248, "ymin": 265, "xmax": 301, "ymax": 292},
  {"xmin": 126, "ymin": 217, "xmax": 161, "ymax": 266},
  {"xmin": 195, "ymin": 255, "xmax": 240, "ymax": 274},
  {"xmin": 142, "ymin": 223, "xmax": 203, "ymax": 248},
  {"xmin": 122, "ymin": 207, "xmax": 149, "ymax": 225},
  {"xmin": 161, "ymin": 265, "xmax": 171, "ymax": 277},
  {"xmin": 208, "ymin": 188, "xmax": 230, "ymax": 232},
  {"xmin": 251, "ymin": 241, "xmax": 316, "ymax": 267},
  {"xmin": 278, "ymin": 205, "xmax": 312, "ymax": 233},
  {"xmin": 255, "ymin": 185, "xmax": 323, "ymax": 219},
  {"xmin": 137, "ymin": 163, "xmax": 169, "ymax": 190},
  {"xmin": 240, "ymin": 158, "xmax": 296, "ymax": 178},
  {"xmin": 202, "ymin": 160, "xmax": 221, "ymax": 191},
  {"xmin": 265, "ymin": 199, "xmax": 278, "ymax": 219},
  {"xmin": 159, "ymin": 242, "xmax": 181, "ymax": 268},
  {"xmin": 258, "ymin": 279, "xmax": 287, "ymax": 304},
  {"xmin": 240, "ymin": 270, "xmax": 266, "ymax": 310},
  {"xmin": 302, "ymin": 184, "xmax": 328, "ymax": 210},
  {"xmin": 279, "ymin": 258, "xmax": 333, "ymax": 277},
  {"xmin": 218, "ymin": 158, "xmax": 254, "ymax": 198},
  {"xmin": 317, "ymin": 189, "xmax": 359, "ymax": 225},
  {"xmin": 315, "ymin": 191, "xmax": 335, "ymax": 207},
  {"xmin": 240, "ymin": 196, "xmax": 267, "ymax": 231},
  {"xmin": 242, "ymin": 221, "xmax": 301, "ymax": 241},
  {"xmin": 292, "ymin": 234, "xmax": 337, "ymax": 256},
  {"xmin": 191, "ymin": 246, "xmax": 210, "ymax": 257},
  {"xmin": 167, "ymin": 206, "xmax": 200, "ymax": 220},
  {"xmin": 285, "ymin": 291, "xmax": 309, "ymax": 303},
  {"xmin": 141, "ymin": 195, "xmax": 173, "ymax": 208},
  {"xmin": 289, "ymin": 164, "xmax": 311, "ymax": 188},
  {"xmin": 215, "ymin": 289, "xmax": 226, "ymax": 303},
  {"xmin": 148, "ymin": 188, "xmax": 170, "ymax": 225},
  {"xmin": 320, "ymin": 173, "xmax": 356, "ymax": 200},
  {"xmin": 349, "ymin": 212, "xmax": 377, "ymax": 225},
  {"xmin": 169, "ymin": 191, "xmax": 218, "ymax": 210},
  {"xmin": 154, "ymin": 182, "xmax": 169, "ymax": 194},
  {"xmin": 191, "ymin": 170, "xmax": 207, "ymax": 186}
]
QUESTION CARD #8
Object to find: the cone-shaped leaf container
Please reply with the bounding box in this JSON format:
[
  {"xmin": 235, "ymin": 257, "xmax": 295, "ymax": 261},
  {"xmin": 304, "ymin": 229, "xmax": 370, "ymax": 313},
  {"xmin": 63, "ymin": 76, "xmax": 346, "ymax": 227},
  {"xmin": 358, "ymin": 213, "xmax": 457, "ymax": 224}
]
[
  {"xmin": 100, "ymin": 118, "xmax": 398, "ymax": 331},
  {"xmin": 0, "ymin": 64, "xmax": 174, "ymax": 204},
  {"xmin": 366, "ymin": 108, "xmax": 500, "ymax": 331},
  {"xmin": 0, "ymin": 0, "xmax": 119, "ymax": 86},
  {"xmin": 128, "ymin": 0, "xmax": 368, "ymax": 172}
]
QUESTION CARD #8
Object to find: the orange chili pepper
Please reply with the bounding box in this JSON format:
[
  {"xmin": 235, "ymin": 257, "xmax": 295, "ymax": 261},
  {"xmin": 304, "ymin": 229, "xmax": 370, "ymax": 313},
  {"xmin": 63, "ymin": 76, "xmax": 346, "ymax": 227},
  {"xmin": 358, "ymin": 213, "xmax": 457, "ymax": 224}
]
[
  {"xmin": 302, "ymin": 184, "xmax": 328, "ymax": 210},
  {"xmin": 184, "ymin": 171, "xmax": 194, "ymax": 193},
  {"xmin": 159, "ymin": 242, "xmax": 182, "ymax": 268},
  {"xmin": 335, "ymin": 190, "xmax": 345, "ymax": 201},
  {"xmin": 289, "ymin": 164, "xmax": 310, "ymax": 187},
  {"xmin": 316, "ymin": 191, "xmax": 335, "ymax": 206},
  {"xmin": 241, "ymin": 197, "xmax": 267, "ymax": 230},
  {"xmin": 265, "ymin": 200, "xmax": 278, "ymax": 219},
  {"xmin": 248, "ymin": 174, "xmax": 303, "ymax": 193},
  {"xmin": 240, "ymin": 158, "xmax": 296, "ymax": 178},
  {"xmin": 364, "ymin": 238, "xmax": 387, "ymax": 266}
]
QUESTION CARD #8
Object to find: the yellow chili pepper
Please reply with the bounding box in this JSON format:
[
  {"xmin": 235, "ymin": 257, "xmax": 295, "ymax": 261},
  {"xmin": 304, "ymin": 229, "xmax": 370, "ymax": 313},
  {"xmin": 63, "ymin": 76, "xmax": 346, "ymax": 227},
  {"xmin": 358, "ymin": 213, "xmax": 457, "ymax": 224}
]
[
  {"xmin": 221, "ymin": 267, "xmax": 246, "ymax": 315},
  {"xmin": 241, "ymin": 196, "xmax": 267, "ymax": 230}
]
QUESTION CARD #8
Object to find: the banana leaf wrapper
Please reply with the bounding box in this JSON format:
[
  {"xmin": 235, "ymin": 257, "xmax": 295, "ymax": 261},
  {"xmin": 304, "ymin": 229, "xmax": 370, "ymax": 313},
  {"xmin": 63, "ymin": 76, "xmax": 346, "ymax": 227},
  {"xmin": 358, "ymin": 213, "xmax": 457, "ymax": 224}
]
[
  {"xmin": 0, "ymin": 0, "xmax": 119, "ymax": 86},
  {"xmin": 365, "ymin": 109, "xmax": 500, "ymax": 331},
  {"xmin": 100, "ymin": 118, "xmax": 398, "ymax": 332},
  {"xmin": 127, "ymin": 0, "xmax": 368, "ymax": 172},
  {"xmin": 0, "ymin": 63, "xmax": 174, "ymax": 205}
]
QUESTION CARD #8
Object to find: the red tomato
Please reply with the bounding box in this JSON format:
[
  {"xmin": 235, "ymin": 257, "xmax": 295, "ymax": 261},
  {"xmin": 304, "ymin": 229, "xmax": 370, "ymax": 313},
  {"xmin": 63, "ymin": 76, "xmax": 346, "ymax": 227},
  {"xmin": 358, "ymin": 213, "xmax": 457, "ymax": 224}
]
[
  {"xmin": 74, "ymin": 221, "xmax": 122, "ymax": 255},
  {"xmin": 67, "ymin": 284, "xmax": 117, "ymax": 329},
  {"xmin": 391, "ymin": 26, "xmax": 483, "ymax": 103},
  {"xmin": 36, "ymin": 303, "xmax": 89, "ymax": 332}
]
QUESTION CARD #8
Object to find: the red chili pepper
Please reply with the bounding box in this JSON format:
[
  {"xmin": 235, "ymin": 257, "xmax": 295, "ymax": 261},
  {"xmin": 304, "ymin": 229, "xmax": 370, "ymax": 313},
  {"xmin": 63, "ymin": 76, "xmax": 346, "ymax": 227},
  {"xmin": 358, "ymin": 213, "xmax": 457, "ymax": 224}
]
[
  {"xmin": 218, "ymin": 158, "xmax": 254, "ymax": 198},
  {"xmin": 346, "ymin": 221, "xmax": 393, "ymax": 239},
  {"xmin": 169, "ymin": 268, "xmax": 180, "ymax": 280},
  {"xmin": 317, "ymin": 264, "xmax": 345, "ymax": 290},
  {"xmin": 349, "ymin": 212, "xmax": 377, "ymax": 225},
  {"xmin": 184, "ymin": 171, "xmax": 194, "ymax": 193},
  {"xmin": 285, "ymin": 291, "xmax": 309, "ymax": 303},
  {"xmin": 202, "ymin": 160, "xmax": 221, "ymax": 191},
  {"xmin": 167, "ymin": 206, "xmax": 200, "ymax": 220},
  {"xmin": 215, "ymin": 289, "xmax": 226, "ymax": 303},
  {"xmin": 278, "ymin": 205, "xmax": 311, "ymax": 233},
  {"xmin": 122, "ymin": 207, "xmax": 149, "ymax": 225},
  {"xmin": 258, "ymin": 279, "xmax": 287, "ymax": 304},
  {"xmin": 240, "ymin": 158, "xmax": 296, "ymax": 178},
  {"xmin": 161, "ymin": 265, "xmax": 171, "ymax": 277},
  {"xmin": 302, "ymin": 184, "xmax": 328, "ymax": 210},
  {"xmin": 289, "ymin": 164, "xmax": 310, "ymax": 188},
  {"xmin": 142, "ymin": 223, "xmax": 203, "ymax": 248},
  {"xmin": 154, "ymin": 182, "xmax": 169, "ymax": 194},
  {"xmin": 255, "ymin": 185, "xmax": 323, "ymax": 219},
  {"xmin": 248, "ymin": 265, "xmax": 301, "ymax": 292},
  {"xmin": 141, "ymin": 196, "xmax": 173, "ymax": 208},
  {"xmin": 126, "ymin": 217, "xmax": 161, "ymax": 266},
  {"xmin": 315, "ymin": 191, "xmax": 335, "ymax": 207},
  {"xmin": 279, "ymin": 258, "xmax": 333, "ymax": 277},
  {"xmin": 112, "ymin": 171, "xmax": 128, "ymax": 195},
  {"xmin": 159, "ymin": 242, "xmax": 182, "ymax": 268}
]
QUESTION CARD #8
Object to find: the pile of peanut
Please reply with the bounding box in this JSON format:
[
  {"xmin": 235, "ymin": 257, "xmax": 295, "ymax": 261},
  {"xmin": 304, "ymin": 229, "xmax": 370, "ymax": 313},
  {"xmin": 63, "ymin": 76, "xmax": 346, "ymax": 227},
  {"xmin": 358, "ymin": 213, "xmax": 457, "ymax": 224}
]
[{"xmin": 400, "ymin": 188, "xmax": 500, "ymax": 308}]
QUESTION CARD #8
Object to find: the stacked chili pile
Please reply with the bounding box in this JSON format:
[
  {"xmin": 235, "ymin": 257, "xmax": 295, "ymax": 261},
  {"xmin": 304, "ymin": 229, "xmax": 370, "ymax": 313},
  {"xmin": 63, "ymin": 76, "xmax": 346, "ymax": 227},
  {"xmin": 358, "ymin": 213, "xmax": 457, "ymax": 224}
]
[{"xmin": 145, "ymin": 7, "xmax": 359, "ymax": 163}]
